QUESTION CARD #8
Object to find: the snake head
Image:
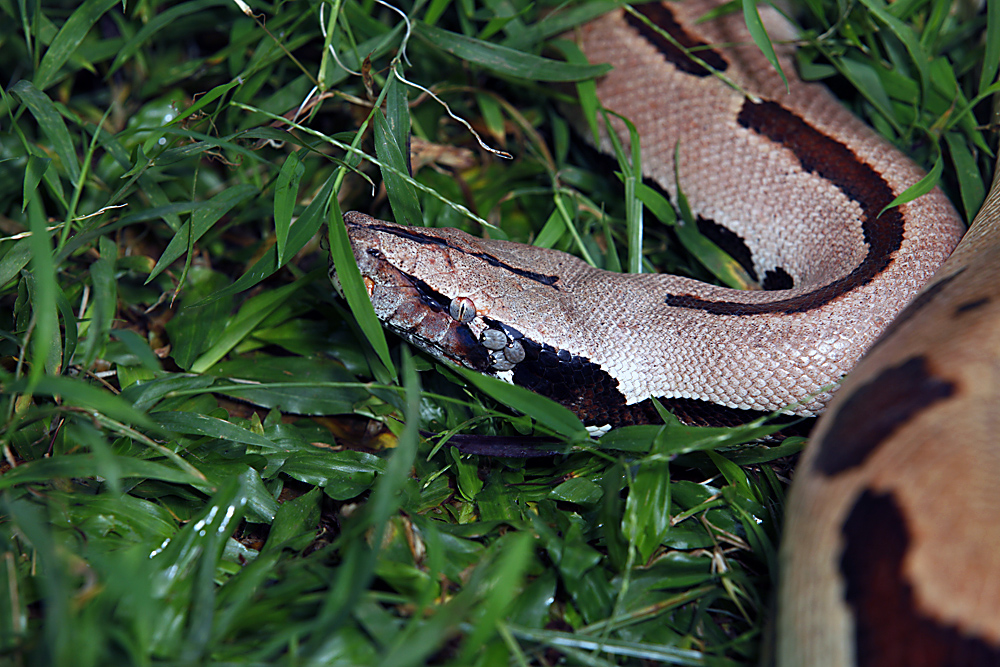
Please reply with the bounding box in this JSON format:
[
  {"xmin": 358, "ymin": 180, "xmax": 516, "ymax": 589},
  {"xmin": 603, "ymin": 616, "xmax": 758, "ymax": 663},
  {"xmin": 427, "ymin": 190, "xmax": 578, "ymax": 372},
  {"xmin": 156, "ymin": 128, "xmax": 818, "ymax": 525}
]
[
  {"xmin": 334, "ymin": 211, "xmax": 574, "ymax": 377},
  {"xmin": 334, "ymin": 212, "xmax": 691, "ymax": 430}
]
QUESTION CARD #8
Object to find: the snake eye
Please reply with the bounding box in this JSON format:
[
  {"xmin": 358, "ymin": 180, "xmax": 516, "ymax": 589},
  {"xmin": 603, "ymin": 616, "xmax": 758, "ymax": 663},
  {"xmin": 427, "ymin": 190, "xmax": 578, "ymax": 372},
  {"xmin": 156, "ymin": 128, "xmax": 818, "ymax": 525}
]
[
  {"xmin": 449, "ymin": 296, "xmax": 477, "ymax": 323},
  {"xmin": 367, "ymin": 248, "xmax": 384, "ymax": 259}
]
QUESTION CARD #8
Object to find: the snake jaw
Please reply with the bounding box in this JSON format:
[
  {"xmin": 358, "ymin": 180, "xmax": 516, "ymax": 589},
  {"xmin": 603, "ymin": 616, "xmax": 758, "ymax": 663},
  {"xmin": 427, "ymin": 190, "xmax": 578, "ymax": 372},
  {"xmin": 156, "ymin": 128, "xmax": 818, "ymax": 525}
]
[
  {"xmin": 336, "ymin": 211, "xmax": 570, "ymax": 378},
  {"xmin": 334, "ymin": 212, "xmax": 498, "ymax": 374}
]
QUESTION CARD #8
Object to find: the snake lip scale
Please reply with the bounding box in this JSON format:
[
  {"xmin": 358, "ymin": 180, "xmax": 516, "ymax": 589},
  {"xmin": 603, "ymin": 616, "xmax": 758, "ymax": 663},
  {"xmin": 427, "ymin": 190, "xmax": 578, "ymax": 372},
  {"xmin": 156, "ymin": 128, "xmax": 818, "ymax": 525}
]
[{"xmin": 332, "ymin": 1, "xmax": 1000, "ymax": 664}]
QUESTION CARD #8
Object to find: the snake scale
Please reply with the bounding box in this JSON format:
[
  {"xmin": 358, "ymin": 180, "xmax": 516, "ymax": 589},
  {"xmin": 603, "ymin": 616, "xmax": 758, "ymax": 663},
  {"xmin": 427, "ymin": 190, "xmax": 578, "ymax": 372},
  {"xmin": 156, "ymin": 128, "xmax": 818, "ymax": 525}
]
[{"xmin": 333, "ymin": 1, "xmax": 999, "ymax": 664}]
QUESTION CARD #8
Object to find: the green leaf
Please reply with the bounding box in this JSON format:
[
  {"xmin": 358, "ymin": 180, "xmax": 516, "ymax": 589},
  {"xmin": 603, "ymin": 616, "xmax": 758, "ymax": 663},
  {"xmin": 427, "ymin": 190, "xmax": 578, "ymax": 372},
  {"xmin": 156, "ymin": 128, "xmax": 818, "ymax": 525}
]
[
  {"xmin": 274, "ymin": 151, "xmax": 305, "ymax": 265},
  {"xmin": 147, "ymin": 184, "xmax": 257, "ymax": 282},
  {"xmin": 25, "ymin": 196, "xmax": 59, "ymax": 382},
  {"xmin": 152, "ymin": 411, "xmax": 280, "ymax": 451},
  {"xmin": 0, "ymin": 455, "xmax": 202, "ymax": 491},
  {"xmin": 981, "ymin": 0, "xmax": 1000, "ymax": 94},
  {"xmin": 0, "ymin": 238, "xmax": 32, "ymax": 289},
  {"xmin": 110, "ymin": 329, "xmax": 164, "ymax": 372},
  {"xmin": 415, "ymin": 21, "xmax": 611, "ymax": 82},
  {"xmin": 624, "ymin": 449, "xmax": 671, "ymax": 564},
  {"xmin": 944, "ymin": 131, "xmax": 986, "ymax": 222},
  {"xmin": 203, "ymin": 173, "xmax": 335, "ymax": 304},
  {"xmin": 857, "ymin": 0, "xmax": 929, "ymax": 102},
  {"xmin": 7, "ymin": 374, "xmax": 157, "ymax": 429},
  {"xmin": 33, "ymin": 0, "xmax": 120, "ymax": 90},
  {"xmin": 119, "ymin": 374, "xmax": 218, "ymax": 413},
  {"xmin": 10, "ymin": 80, "xmax": 82, "ymax": 185},
  {"xmin": 373, "ymin": 102, "xmax": 422, "ymax": 228},
  {"xmin": 277, "ymin": 450, "xmax": 381, "ymax": 500},
  {"xmin": 836, "ymin": 55, "xmax": 900, "ymax": 135},
  {"xmin": 151, "ymin": 473, "xmax": 249, "ymax": 659},
  {"xmin": 76, "ymin": 236, "xmax": 117, "ymax": 368},
  {"xmin": 22, "ymin": 155, "xmax": 50, "ymax": 213},
  {"xmin": 550, "ymin": 477, "xmax": 603, "ymax": 504},
  {"xmin": 742, "ymin": 0, "xmax": 788, "ymax": 91},
  {"xmin": 207, "ymin": 356, "xmax": 369, "ymax": 415},
  {"xmin": 188, "ymin": 271, "xmax": 316, "ymax": 374},
  {"xmin": 263, "ymin": 487, "xmax": 322, "ymax": 553},
  {"xmin": 454, "ymin": 366, "xmax": 588, "ymax": 440},
  {"xmin": 881, "ymin": 152, "xmax": 943, "ymax": 214},
  {"xmin": 329, "ymin": 205, "xmax": 397, "ymax": 382},
  {"xmin": 387, "ymin": 68, "xmax": 412, "ymax": 172},
  {"xmin": 107, "ymin": 0, "xmax": 230, "ymax": 76}
]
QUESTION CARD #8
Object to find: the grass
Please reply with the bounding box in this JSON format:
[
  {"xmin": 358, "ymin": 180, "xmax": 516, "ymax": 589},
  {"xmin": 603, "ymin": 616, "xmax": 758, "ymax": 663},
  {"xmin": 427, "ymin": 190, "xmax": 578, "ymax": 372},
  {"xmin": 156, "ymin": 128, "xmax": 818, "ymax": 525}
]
[{"xmin": 0, "ymin": 0, "xmax": 995, "ymax": 665}]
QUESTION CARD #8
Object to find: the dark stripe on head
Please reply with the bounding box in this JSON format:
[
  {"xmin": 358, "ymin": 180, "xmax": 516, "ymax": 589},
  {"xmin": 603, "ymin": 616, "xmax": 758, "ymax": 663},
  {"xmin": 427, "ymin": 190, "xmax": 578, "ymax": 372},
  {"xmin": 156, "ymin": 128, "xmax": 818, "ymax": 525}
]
[
  {"xmin": 402, "ymin": 272, "xmax": 450, "ymax": 313},
  {"xmin": 813, "ymin": 356, "xmax": 953, "ymax": 476},
  {"xmin": 841, "ymin": 490, "xmax": 1000, "ymax": 665},
  {"xmin": 625, "ymin": 3, "xmax": 728, "ymax": 77},
  {"xmin": 665, "ymin": 100, "xmax": 904, "ymax": 315},
  {"xmin": 364, "ymin": 223, "xmax": 560, "ymax": 288}
]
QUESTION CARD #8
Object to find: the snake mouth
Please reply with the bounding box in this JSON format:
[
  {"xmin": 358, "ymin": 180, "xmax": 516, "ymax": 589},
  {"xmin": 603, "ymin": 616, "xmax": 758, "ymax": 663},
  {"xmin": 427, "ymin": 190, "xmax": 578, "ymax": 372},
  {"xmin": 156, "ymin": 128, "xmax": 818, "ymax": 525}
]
[
  {"xmin": 385, "ymin": 270, "xmax": 494, "ymax": 373},
  {"xmin": 332, "ymin": 237, "xmax": 494, "ymax": 373}
]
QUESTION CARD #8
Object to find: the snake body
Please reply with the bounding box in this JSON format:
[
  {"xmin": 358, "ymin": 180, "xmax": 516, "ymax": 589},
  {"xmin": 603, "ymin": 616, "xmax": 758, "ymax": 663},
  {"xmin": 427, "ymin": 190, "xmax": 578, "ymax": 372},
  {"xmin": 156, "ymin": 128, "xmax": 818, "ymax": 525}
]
[
  {"xmin": 335, "ymin": 1, "xmax": 998, "ymax": 663},
  {"xmin": 779, "ymin": 158, "xmax": 1000, "ymax": 665}
]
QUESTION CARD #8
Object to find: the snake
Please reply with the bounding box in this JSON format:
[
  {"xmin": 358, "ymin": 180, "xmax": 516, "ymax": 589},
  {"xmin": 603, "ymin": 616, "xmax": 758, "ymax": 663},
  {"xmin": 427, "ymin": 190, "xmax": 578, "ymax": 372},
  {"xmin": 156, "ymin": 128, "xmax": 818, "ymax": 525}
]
[{"xmin": 331, "ymin": 1, "xmax": 999, "ymax": 664}]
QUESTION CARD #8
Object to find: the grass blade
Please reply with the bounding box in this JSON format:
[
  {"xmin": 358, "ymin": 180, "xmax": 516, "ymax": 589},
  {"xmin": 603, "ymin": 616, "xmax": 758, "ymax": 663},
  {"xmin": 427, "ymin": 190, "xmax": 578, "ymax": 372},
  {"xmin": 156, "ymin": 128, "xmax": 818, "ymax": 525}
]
[
  {"xmin": 273, "ymin": 150, "xmax": 304, "ymax": 265},
  {"xmin": 33, "ymin": 0, "xmax": 119, "ymax": 90},
  {"xmin": 415, "ymin": 21, "xmax": 611, "ymax": 81},
  {"xmin": 10, "ymin": 80, "xmax": 81, "ymax": 186}
]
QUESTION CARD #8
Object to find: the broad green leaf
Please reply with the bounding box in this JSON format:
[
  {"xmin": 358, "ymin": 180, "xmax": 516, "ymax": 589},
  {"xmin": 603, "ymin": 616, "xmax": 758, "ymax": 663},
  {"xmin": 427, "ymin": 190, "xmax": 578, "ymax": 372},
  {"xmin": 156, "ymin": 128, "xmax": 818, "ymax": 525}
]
[
  {"xmin": 277, "ymin": 451, "xmax": 380, "ymax": 500},
  {"xmin": 550, "ymin": 477, "xmax": 603, "ymax": 504},
  {"xmin": 263, "ymin": 487, "xmax": 322, "ymax": 552},
  {"xmin": 152, "ymin": 411, "xmax": 280, "ymax": 451},
  {"xmin": 120, "ymin": 374, "xmax": 218, "ymax": 413},
  {"xmin": 0, "ymin": 238, "xmax": 32, "ymax": 288},
  {"xmin": 207, "ymin": 356, "xmax": 369, "ymax": 415}
]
